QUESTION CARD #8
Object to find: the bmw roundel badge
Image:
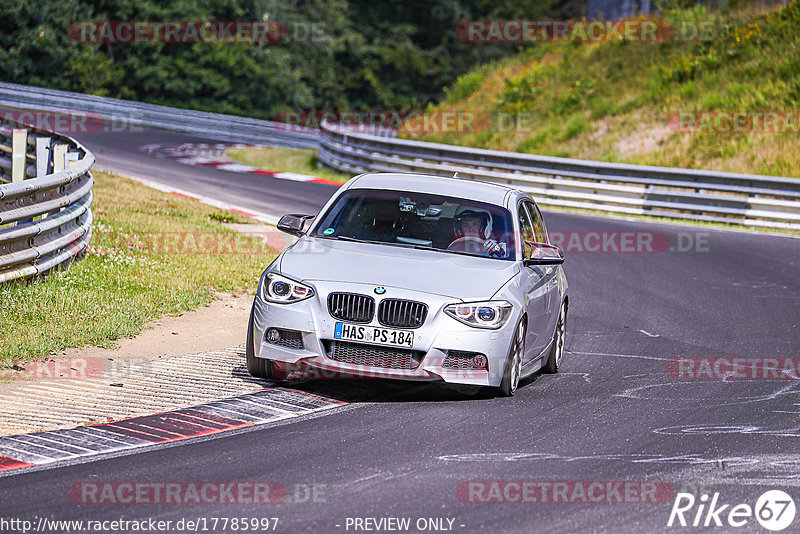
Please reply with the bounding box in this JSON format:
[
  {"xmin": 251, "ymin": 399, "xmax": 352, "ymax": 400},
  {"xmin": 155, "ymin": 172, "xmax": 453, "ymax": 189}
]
[{"xmin": 374, "ymin": 286, "xmax": 386, "ymax": 295}]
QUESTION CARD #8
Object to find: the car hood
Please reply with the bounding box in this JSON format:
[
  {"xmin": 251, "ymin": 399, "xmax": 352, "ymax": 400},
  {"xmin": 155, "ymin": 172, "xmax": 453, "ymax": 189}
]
[{"xmin": 278, "ymin": 237, "xmax": 519, "ymax": 300}]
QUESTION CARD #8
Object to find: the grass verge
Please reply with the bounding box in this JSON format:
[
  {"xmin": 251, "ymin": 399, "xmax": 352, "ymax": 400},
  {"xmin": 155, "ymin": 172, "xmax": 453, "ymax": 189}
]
[
  {"xmin": 0, "ymin": 171, "xmax": 277, "ymax": 368},
  {"xmin": 227, "ymin": 146, "xmax": 351, "ymax": 184},
  {"xmin": 409, "ymin": 2, "xmax": 800, "ymax": 178}
]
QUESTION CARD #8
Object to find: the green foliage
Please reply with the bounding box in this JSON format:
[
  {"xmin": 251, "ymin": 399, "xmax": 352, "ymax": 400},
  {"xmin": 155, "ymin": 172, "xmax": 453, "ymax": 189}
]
[
  {"xmin": 0, "ymin": 0, "xmax": 575, "ymax": 117},
  {"xmin": 562, "ymin": 113, "xmax": 588, "ymax": 140},
  {"xmin": 445, "ymin": 70, "xmax": 486, "ymax": 102},
  {"xmin": 497, "ymin": 72, "xmax": 542, "ymax": 111}
]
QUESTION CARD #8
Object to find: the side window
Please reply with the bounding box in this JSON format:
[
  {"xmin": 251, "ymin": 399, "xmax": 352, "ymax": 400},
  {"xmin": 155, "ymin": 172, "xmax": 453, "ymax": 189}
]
[
  {"xmin": 518, "ymin": 203, "xmax": 536, "ymax": 257},
  {"xmin": 525, "ymin": 201, "xmax": 545, "ymax": 243},
  {"xmin": 533, "ymin": 203, "xmax": 548, "ymax": 243}
]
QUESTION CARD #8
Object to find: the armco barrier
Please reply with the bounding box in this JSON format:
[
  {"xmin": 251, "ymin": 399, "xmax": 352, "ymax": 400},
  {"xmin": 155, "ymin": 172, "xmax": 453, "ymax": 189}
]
[
  {"xmin": 0, "ymin": 121, "xmax": 94, "ymax": 283},
  {"xmin": 0, "ymin": 81, "xmax": 319, "ymax": 149},
  {"xmin": 318, "ymin": 120, "xmax": 800, "ymax": 231}
]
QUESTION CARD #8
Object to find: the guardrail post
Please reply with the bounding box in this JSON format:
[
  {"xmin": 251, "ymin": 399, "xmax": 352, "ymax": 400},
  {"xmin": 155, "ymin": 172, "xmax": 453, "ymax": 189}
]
[
  {"xmin": 65, "ymin": 152, "xmax": 80, "ymax": 168},
  {"xmin": 52, "ymin": 144, "xmax": 67, "ymax": 172},
  {"xmin": 1, "ymin": 119, "xmax": 96, "ymax": 283},
  {"xmin": 35, "ymin": 136, "xmax": 52, "ymax": 177},
  {"xmin": 11, "ymin": 129, "xmax": 26, "ymax": 182}
]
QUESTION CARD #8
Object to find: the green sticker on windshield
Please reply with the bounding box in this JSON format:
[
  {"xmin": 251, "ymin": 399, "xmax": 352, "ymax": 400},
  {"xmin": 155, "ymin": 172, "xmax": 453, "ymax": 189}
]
[{"xmin": 323, "ymin": 228, "xmax": 335, "ymax": 235}]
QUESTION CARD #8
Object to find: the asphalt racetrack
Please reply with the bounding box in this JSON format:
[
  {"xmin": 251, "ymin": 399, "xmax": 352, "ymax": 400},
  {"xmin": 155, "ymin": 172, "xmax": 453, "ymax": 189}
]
[{"xmin": 2, "ymin": 127, "xmax": 798, "ymax": 533}]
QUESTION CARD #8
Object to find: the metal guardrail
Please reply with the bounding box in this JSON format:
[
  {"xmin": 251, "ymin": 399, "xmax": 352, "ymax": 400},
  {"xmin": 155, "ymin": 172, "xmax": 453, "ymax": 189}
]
[
  {"xmin": 318, "ymin": 121, "xmax": 800, "ymax": 231},
  {"xmin": 0, "ymin": 81, "xmax": 319, "ymax": 149},
  {"xmin": 0, "ymin": 121, "xmax": 94, "ymax": 283}
]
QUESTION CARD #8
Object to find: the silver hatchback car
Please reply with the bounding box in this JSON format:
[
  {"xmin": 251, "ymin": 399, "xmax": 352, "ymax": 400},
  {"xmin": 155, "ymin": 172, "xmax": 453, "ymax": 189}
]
[{"xmin": 247, "ymin": 173, "xmax": 568, "ymax": 396}]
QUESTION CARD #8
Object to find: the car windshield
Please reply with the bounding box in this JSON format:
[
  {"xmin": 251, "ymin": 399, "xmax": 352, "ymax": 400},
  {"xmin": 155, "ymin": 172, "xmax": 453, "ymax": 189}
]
[{"xmin": 312, "ymin": 189, "xmax": 516, "ymax": 260}]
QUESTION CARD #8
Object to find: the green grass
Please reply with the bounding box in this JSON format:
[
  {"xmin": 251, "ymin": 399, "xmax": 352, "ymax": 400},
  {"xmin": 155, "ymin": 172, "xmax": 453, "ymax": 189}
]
[
  {"xmin": 0, "ymin": 171, "xmax": 277, "ymax": 368},
  {"xmin": 404, "ymin": 2, "xmax": 800, "ymax": 178},
  {"xmin": 227, "ymin": 147, "xmax": 352, "ymax": 184}
]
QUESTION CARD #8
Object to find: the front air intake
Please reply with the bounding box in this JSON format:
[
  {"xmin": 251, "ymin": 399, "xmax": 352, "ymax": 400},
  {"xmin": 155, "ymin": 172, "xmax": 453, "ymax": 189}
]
[{"xmin": 327, "ymin": 292, "xmax": 375, "ymax": 323}]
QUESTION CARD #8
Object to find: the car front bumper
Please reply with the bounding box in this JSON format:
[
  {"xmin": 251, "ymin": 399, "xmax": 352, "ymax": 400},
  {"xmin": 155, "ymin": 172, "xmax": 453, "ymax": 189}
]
[{"xmin": 251, "ymin": 280, "xmax": 518, "ymax": 387}]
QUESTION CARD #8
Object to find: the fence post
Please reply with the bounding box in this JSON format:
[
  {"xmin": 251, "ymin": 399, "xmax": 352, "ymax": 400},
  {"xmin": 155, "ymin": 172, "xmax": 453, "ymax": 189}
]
[
  {"xmin": 11, "ymin": 129, "xmax": 26, "ymax": 182},
  {"xmin": 65, "ymin": 152, "xmax": 80, "ymax": 168},
  {"xmin": 52, "ymin": 144, "xmax": 68, "ymax": 172},
  {"xmin": 35, "ymin": 136, "xmax": 52, "ymax": 177}
]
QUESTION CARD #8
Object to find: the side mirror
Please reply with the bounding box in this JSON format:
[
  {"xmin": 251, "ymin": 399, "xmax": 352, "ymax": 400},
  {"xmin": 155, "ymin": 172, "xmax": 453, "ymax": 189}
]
[
  {"xmin": 523, "ymin": 241, "xmax": 565, "ymax": 266},
  {"xmin": 277, "ymin": 214, "xmax": 315, "ymax": 237}
]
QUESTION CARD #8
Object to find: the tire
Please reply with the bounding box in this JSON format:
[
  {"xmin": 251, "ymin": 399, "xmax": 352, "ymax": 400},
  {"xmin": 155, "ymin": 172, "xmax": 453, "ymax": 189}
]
[
  {"xmin": 544, "ymin": 301, "xmax": 567, "ymax": 374},
  {"xmin": 498, "ymin": 318, "xmax": 526, "ymax": 397},
  {"xmin": 246, "ymin": 306, "xmax": 277, "ymax": 380}
]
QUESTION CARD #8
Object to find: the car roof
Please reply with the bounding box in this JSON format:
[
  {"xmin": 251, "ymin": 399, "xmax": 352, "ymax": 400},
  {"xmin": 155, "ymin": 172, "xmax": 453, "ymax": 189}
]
[{"xmin": 345, "ymin": 172, "xmax": 519, "ymax": 207}]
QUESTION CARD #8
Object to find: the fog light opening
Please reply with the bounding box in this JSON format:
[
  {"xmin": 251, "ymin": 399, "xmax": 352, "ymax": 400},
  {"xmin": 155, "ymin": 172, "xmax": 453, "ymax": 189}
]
[{"xmin": 266, "ymin": 328, "xmax": 280, "ymax": 343}]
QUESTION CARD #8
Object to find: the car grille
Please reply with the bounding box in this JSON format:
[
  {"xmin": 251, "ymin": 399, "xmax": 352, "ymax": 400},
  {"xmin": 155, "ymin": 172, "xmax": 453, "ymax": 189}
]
[
  {"xmin": 442, "ymin": 350, "xmax": 487, "ymax": 370},
  {"xmin": 325, "ymin": 340, "xmax": 423, "ymax": 370},
  {"xmin": 377, "ymin": 299, "xmax": 428, "ymax": 329},
  {"xmin": 328, "ymin": 292, "xmax": 375, "ymax": 323},
  {"xmin": 265, "ymin": 328, "xmax": 304, "ymax": 350}
]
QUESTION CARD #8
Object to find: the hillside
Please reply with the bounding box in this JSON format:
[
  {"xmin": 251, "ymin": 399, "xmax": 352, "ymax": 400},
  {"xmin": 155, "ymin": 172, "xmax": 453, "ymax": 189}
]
[{"xmin": 405, "ymin": 2, "xmax": 800, "ymax": 178}]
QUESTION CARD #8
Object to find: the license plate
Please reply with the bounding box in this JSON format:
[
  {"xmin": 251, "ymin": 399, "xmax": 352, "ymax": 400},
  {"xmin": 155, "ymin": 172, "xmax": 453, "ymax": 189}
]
[{"xmin": 334, "ymin": 322, "xmax": 414, "ymax": 348}]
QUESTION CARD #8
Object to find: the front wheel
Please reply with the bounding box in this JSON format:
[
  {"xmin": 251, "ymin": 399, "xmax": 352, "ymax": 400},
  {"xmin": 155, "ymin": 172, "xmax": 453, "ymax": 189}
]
[
  {"xmin": 544, "ymin": 301, "xmax": 567, "ymax": 374},
  {"xmin": 498, "ymin": 319, "xmax": 526, "ymax": 397},
  {"xmin": 246, "ymin": 306, "xmax": 277, "ymax": 380}
]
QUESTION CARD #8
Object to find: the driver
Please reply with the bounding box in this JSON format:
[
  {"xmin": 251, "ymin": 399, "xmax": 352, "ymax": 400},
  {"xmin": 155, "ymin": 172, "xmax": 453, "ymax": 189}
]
[{"xmin": 448, "ymin": 208, "xmax": 505, "ymax": 257}]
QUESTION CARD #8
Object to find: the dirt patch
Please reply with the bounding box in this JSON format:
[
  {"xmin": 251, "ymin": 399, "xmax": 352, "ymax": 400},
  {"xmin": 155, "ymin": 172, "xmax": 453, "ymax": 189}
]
[
  {"xmin": 0, "ymin": 292, "xmax": 254, "ymax": 389},
  {"xmin": 615, "ymin": 122, "xmax": 672, "ymax": 158}
]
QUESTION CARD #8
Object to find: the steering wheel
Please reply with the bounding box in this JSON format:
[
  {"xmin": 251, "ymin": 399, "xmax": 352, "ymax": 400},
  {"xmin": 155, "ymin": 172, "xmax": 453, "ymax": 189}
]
[{"xmin": 447, "ymin": 236, "xmax": 485, "ymax": 252}]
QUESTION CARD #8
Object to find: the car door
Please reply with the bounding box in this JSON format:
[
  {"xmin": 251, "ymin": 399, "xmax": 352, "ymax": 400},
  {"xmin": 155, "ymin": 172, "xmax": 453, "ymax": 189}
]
[
  {"xmin": 529, "ymin": 200, "xmax": 561, "ymax": 337},
  {"xmin": 516, "ymin": 200, "xmax": 552, "ymax": 360}
]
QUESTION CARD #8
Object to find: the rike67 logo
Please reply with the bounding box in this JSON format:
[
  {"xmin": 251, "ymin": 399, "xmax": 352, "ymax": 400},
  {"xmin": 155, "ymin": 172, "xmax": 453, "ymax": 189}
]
[{"xmin": 668, "ymin": 490, "xmax": 796, "ymax": 531}]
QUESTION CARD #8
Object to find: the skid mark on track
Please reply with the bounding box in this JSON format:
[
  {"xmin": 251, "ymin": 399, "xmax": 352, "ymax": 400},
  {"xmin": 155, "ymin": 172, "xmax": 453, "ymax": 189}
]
[
  {"xmin": 615, "ymin": 380, "xmax": 800, "ymax": 406},
  {"xmin": 637, "ymin": 329, "xmax": 660, "ymax": 338},
  {"xmin": 654, "ymin": 424, "xmax": 800, "ymax": 438},
  {"xmin": 437, "ymin": 452, "xmax": 800, "ymax": 483},
  {"xmin": 568, "ymin": 350, "xmax": 671, "ymax": 362}
]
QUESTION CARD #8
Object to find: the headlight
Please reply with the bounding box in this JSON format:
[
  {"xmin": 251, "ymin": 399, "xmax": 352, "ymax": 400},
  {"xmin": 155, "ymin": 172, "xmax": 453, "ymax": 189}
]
[
  {"xmin": 444, "ymin": 300, "xmax": 512, "ymax": 329},
  {"xmin": 262, "ymin": 273, "xmax": 315, "ymax": 304}
]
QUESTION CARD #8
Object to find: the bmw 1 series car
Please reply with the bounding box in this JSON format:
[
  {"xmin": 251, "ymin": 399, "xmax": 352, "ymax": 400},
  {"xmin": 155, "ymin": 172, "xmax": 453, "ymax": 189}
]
[{"xmin": 246, "ymin": 172, "xmax": 567, "ymax": 396}]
